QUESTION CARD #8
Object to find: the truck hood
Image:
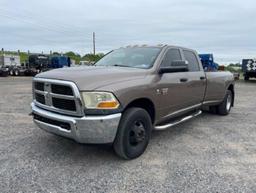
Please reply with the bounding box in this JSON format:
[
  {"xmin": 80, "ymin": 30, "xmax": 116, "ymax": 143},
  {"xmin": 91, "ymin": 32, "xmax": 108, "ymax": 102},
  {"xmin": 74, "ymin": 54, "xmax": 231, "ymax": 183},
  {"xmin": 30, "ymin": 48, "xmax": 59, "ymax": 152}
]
[{"xmin": 36, "ymin": 66, "xmax": 147, "ymax": 90}]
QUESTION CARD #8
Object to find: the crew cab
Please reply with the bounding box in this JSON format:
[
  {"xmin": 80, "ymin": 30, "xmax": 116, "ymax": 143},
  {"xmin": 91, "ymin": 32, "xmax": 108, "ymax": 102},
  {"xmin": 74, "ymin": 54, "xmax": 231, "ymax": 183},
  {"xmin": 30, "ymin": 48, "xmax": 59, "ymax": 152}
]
[{"xmin": 31, "ymin": 45, "xmax": 235, "ymax": 159}]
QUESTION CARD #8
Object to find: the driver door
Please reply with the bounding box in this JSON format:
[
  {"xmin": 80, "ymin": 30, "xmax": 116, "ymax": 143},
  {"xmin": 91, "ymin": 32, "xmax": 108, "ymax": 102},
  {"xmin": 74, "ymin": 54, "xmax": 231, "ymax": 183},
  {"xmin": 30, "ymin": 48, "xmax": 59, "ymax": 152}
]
[{"xmin": 157, "ymin": 48, "xmax": 190, "ymax": 120}]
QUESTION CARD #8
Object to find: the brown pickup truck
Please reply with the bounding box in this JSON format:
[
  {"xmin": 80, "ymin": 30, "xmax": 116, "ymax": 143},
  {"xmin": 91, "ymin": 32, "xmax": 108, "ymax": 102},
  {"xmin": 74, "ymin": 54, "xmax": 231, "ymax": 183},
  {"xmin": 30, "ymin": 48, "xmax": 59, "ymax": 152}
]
[{"xmin": 31, "ymin": 45, "xmax": 235, "ymax": 159}]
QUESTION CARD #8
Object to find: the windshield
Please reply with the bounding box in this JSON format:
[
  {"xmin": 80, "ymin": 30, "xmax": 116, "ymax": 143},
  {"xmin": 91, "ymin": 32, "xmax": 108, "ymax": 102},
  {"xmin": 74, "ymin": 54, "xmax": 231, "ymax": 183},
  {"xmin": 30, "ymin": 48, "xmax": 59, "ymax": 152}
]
[{"xmin": 95, "ymin": 47, "xmax": 161, "ymax": 69}]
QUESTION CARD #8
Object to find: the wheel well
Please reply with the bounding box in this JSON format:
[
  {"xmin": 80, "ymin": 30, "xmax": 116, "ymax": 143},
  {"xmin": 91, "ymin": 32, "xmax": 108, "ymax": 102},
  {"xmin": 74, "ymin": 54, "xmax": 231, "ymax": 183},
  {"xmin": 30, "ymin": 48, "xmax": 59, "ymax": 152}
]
[
  {"xmin": 125, "ymin": 98, "xmax": 155, "ymax": 124},
  {"xmin": 228, "ymin": 84, "xmax": 234, "ymax": 106}
]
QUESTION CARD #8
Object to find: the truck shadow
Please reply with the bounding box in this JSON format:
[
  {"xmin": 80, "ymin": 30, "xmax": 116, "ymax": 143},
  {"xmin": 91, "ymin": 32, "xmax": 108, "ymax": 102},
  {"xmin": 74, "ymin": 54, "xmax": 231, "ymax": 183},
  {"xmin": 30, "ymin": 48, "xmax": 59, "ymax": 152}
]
[
  {"xmin": 245, "ymin": 80, "xmax": 256, "ymax": 83},
  {"xmin": 238, "ymin": 79, "xmax": 256, "ymax": 83},
  {"xmin": 33, "ymin": 112, "xmax": 216, "ymax": 163},
  {"xmin": 38, "ymin": 133, "xmax": 117, "ymax": 160}
]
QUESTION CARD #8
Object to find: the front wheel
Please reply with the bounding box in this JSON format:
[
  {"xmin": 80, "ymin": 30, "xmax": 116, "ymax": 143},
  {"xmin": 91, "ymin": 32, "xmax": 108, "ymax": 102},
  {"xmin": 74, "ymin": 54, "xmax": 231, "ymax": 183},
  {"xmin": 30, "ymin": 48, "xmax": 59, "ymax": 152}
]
[
  {"xmin": 217, "ymin": 90, "xmax": 233, "ymax": 115},
  {"xmin": 113, "ymin": 107, "xmax": 152, "ymax": 159}
]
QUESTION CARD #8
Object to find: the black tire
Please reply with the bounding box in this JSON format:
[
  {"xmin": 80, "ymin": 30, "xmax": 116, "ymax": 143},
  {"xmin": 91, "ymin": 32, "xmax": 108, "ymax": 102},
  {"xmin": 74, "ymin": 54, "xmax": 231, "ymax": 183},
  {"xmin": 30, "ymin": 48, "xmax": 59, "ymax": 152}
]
[
  {"xmin": 244, "ymin": 76, "xmax": 249, "ymax": 81},
  {"xmin": 217, "ymin": 90, "xmax": 233, "ymax": 115},
  {"xmin": 113, "ymin": 107, "xmax": 152, "ymax": 160},
  {"xmin": 14, "ymin": 70, "xmax": 19, "ymax": 76},
  {"xmin": 9, "ymin": 70, "xmax": 13, "ymax": 76}
]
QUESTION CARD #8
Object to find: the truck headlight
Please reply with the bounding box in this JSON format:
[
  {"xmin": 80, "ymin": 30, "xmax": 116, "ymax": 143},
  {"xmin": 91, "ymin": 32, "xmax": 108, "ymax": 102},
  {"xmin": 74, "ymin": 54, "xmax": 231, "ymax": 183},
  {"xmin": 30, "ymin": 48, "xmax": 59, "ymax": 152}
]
[{"xmin": 81, "ymin": 92, "xmax": 120, "ymax": 109}]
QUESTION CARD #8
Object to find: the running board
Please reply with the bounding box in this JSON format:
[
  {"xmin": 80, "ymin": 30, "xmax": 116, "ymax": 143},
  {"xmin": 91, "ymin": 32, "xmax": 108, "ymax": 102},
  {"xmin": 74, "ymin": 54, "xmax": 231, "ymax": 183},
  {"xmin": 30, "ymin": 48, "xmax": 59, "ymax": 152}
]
[{"xmin": 154, "ymin": 110, "xmax": 202, "ymax": 130}]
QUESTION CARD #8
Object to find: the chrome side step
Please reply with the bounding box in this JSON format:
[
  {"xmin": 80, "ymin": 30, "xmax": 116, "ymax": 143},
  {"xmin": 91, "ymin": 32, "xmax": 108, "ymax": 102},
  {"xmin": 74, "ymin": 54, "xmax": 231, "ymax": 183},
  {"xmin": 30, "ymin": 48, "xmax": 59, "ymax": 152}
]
[{"xmin": 154, "ymin": 110, "xmax": 202, "ymax": 130}]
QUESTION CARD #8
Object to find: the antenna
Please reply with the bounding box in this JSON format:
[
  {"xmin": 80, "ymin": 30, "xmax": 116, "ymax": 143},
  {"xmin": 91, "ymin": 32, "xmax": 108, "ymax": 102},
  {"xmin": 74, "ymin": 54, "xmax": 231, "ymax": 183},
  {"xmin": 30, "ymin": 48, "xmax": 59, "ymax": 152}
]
[{"xmin": 93, "ymin": 32, "xmax": 96, "ymax": 55}]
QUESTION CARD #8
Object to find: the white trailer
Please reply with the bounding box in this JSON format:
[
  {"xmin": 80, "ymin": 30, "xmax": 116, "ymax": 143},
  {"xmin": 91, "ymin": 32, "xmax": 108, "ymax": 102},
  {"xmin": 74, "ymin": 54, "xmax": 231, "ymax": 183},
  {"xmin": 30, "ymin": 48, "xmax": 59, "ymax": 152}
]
[{"xmin": 0, "ymin": 55, "xmax": 21, "ymax": 67}]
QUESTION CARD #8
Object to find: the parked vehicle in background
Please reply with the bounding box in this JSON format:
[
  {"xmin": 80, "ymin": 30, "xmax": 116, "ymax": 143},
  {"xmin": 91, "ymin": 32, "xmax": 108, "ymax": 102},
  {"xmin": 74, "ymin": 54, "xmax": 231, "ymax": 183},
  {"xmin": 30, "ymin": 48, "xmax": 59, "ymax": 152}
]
[
  {"xmin": 8, "ymin": 54, "xmax": 49, "ymax": 76},
  {"xmin": 200, "ymin": 54, "xmax": 240, "ymax": 80},
  {"xmin": 0, "ymin": 55, "xmax": 21, "ymax": 76},
  {"xmin": 79, "ymin": 60, "xmax": 94, "ymax": 66},
  {"xmin": 242, "ymin": 59, "xmax": 256, "ymax": 81},
  {"xmin": 7, "ymin": 54, "xmax": 71, "ymax": 76},
  {"xmin": 199, "ymin": 54, "xmax": 219, "ymax": 71},
  {"xmin": 31, "ymin": 45, "xmax": 235, "ymax": 159},
  {"xmin": 0, "ymin": 66, "xmax": 9, "ymax": 77},
  {"xmin": 0, "ymin": 55, "xmax": 21, "ymax": 66},
  {"xmin": 49, "ymin": 55, "xmax": 71, "ymax": 69}
]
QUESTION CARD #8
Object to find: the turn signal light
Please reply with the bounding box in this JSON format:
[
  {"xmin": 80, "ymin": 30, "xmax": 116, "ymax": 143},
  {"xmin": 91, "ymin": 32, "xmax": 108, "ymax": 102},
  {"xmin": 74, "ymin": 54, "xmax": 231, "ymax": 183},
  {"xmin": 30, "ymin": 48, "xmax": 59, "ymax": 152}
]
[{"xmin": 97, "ymin": 101, "xmax": 119, "ymax": 109}]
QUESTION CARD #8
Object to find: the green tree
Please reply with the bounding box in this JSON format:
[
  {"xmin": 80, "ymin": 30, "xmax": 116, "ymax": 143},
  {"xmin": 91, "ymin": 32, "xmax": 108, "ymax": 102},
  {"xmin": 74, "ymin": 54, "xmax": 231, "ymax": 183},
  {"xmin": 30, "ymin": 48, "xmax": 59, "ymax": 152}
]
[
  {"xmin": 82, "ymin": 53, "xmax": 104, "ymax": 63},
  {"xmin": 19, "ymin": 52, "xmax": 29, "ymax": 64},
  {"xmin": 52, "ymin": 52, "xmax": 60, "ymax": 55},
  {"xmin": 225, "ymin": 63, "xmax": 242, "ymax": 73},
  {"xmin": 64, "ymin": 51, "xmax": 81, "ymax": 64}
]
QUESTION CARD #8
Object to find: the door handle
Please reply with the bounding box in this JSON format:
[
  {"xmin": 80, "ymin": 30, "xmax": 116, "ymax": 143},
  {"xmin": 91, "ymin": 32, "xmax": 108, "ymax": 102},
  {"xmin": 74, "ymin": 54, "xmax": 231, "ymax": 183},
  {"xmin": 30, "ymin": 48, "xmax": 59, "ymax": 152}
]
[
  {"xmin": 200, "ymin": 76, "xmax": 206, "ymax": 80},
  {"xmin": 180, "ymin": 78, "xmax": 188, "ymax": 82}
]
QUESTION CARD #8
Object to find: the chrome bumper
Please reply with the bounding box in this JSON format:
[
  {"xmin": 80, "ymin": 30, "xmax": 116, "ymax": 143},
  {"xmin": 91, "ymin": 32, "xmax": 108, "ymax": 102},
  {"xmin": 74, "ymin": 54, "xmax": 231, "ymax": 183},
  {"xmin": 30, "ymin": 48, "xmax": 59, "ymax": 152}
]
[{"xmin": 31, "ymin": 102, "xmax": 121, "ymax": 144}]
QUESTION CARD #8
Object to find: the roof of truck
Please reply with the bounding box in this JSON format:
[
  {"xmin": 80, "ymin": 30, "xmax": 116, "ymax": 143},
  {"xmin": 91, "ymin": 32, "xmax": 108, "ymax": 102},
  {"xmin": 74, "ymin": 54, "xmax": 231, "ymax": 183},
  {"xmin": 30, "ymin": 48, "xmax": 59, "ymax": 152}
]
[
  {"xmin": 118, "ymin": 45, "xmax": 197, "ymax": 53},
  {"xmin": 123, "ymin": 44, "xmax": 166, "ymax": 48}
]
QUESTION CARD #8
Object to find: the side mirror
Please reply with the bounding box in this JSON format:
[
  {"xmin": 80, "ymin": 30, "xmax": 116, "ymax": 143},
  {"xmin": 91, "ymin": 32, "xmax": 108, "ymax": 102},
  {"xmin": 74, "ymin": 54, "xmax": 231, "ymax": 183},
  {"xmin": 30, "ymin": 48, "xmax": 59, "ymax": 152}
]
[{"xmin": 159, "ymin": 60, "xmax": 189, "ymax": 73}]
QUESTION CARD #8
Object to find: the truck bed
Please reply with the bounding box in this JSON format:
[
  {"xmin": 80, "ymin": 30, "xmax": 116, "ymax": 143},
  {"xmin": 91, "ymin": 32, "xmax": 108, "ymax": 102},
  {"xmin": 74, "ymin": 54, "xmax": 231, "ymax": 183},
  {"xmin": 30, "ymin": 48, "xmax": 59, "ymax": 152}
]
[{"xmin": 204, "ymin": 71, "xmax": 234, "ymax": 105}]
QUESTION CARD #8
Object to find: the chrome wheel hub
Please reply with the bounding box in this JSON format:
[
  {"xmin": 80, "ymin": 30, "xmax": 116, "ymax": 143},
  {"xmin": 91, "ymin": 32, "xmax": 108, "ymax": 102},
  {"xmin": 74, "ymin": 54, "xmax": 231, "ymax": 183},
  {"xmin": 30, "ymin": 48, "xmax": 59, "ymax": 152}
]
[{"xmin": 226, "ymin": 94, "xmax": 232, "ymax": 111}]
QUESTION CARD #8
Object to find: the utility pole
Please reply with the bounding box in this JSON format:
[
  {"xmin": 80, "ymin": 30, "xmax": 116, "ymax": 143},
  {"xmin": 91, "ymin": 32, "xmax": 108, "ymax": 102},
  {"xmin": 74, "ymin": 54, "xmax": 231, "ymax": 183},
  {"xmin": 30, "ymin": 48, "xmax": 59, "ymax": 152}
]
[{"xmin": 93, "ymin": 32, "xmax": 96, "ymax": 55}]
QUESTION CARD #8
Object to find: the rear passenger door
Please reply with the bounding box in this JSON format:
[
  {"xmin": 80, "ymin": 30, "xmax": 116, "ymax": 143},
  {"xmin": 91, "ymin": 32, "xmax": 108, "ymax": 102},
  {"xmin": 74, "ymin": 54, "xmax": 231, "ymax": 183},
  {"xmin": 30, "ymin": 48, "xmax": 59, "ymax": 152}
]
[{"xmin": 181, "ymin": 49, "xmax": 206, "ymax": 107}]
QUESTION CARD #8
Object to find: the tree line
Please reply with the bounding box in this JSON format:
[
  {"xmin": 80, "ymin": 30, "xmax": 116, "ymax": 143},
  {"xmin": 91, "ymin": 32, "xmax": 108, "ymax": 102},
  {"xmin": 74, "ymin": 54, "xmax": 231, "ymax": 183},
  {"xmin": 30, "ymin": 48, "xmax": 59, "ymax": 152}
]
[{"xmin": 0, "ymin": 50, "xmax": 105, "ymax": 64}]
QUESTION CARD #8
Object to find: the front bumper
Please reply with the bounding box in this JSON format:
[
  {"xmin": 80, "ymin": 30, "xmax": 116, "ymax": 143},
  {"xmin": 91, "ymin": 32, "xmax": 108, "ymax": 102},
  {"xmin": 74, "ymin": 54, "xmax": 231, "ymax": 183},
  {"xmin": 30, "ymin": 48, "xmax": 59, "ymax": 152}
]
[{"xmin": 31, "ymin": 102, "xmax": 121, "ymax": 144}]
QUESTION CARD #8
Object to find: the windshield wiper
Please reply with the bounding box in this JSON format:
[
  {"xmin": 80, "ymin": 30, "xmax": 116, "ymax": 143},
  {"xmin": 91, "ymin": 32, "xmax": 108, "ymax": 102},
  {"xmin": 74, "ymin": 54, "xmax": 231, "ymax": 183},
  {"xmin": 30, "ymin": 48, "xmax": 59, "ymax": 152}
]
[{"xmin": 112, "ymin": 64, "xmax": 131, "ymax": 68}]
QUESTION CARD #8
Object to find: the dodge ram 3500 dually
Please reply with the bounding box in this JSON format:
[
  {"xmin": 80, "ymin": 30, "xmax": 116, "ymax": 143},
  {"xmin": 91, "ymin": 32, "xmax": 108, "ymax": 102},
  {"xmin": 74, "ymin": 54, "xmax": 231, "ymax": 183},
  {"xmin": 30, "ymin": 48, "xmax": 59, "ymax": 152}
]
[{"xmin": 31, "ymin": 45, "xmax": 235, "ymax": 159}]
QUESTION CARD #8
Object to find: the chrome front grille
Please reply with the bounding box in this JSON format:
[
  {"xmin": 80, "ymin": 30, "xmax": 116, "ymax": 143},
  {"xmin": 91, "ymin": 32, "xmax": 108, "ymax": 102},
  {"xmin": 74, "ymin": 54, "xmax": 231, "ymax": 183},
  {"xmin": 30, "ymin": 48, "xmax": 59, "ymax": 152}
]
[{"xmin": 33, "ymin": 78, "xmax": 84, "ymax": 117}]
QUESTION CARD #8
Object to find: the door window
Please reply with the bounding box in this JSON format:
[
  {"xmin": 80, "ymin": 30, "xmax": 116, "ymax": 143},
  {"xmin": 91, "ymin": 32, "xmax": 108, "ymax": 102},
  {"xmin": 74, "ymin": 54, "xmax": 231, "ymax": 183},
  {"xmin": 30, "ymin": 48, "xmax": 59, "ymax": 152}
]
[
  {"xmin": 183, "ymin": 50, "xmax": 200, "ymax": 71},
  {"xmin": 161, "ymin": 49, "xmax": 182, "ymax": 67}
]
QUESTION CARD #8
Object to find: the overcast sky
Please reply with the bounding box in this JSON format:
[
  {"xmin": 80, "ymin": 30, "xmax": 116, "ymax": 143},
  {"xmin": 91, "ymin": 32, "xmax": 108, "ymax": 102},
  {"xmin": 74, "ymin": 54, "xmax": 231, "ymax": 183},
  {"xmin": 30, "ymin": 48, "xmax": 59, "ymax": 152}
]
[{"xmin": 0, "ymin": 0, "xmax": 255, "ymax": 63}]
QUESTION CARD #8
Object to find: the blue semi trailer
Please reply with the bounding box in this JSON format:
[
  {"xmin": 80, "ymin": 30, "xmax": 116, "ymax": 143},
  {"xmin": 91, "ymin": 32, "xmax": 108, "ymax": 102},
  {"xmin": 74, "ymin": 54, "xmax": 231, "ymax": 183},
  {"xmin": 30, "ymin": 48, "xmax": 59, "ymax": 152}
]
[
  {"xmin": 199, "ymin": 54, "xmax": 219, "ymax": 72},
  {"xmin": 242, "ymin": 59, "xmax": 256, "ymax": 81},
  {"xmin": 49, "ymin": 55, "xmax": 71, "ymax": 68}
]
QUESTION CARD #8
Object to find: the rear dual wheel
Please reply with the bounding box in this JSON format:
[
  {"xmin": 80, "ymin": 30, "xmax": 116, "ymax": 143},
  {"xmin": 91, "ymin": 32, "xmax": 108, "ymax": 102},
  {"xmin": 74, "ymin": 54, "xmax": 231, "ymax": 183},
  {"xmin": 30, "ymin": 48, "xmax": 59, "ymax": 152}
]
[
  {"xmin": 114, "ymin": 107, "xmax": 152, "ymax": 160},
  {"xmin": 217, "ymin": 90, "xmax": 233, "ymax": 115},
  {"xmin": 210, "ymin": 90, "xmax": 233, "ymax": 115}
]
